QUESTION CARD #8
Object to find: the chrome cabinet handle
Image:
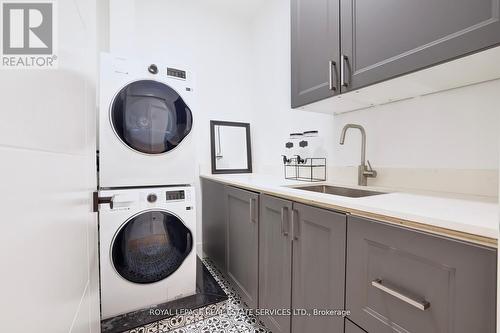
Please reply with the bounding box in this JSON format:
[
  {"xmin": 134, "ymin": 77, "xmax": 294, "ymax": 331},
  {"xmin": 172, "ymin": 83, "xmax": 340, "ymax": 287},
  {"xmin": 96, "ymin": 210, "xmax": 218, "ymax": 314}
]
[
  {"xmin": 340, "ymin": 55, "xmax": 349, "ymax": 87},
  {"xmin": 291, "ymin": 209, "xmax": 299, "ymax": 240},
  {"xmin": 249, "ymin": 197, "xmax": 257, "ymax": 223},
  {"xmin": 371, "ymin": 279, "xmax": 430, "ymax": 311},
  {"xmin": 328, "ymin": 60, "xmax": 337, "ymax": 91},
  {"xmin": 249, "ymin": 198, "xmax": 254, "ymax": 223},
  {"xmin": 281, "ymin": 207, "xmax": 289, "ymax": 236}
]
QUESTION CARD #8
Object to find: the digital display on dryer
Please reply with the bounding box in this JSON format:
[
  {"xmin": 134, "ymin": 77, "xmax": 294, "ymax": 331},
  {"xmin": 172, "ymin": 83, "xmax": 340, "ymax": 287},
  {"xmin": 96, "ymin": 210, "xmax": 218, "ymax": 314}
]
[
  {"xmin": 167, "ymin": 67, "xmax": 186, "ymax": 79},
  {"xmin": 166, "ymin": 190, "xmax": 185, "ymax": 201}
]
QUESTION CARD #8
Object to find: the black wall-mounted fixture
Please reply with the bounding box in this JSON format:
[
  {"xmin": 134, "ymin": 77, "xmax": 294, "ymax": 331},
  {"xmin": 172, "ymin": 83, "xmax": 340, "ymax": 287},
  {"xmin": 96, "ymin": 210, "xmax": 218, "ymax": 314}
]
[{"xmin": 210, "ymin": 120, "xmax": 252, "ymax": 174}]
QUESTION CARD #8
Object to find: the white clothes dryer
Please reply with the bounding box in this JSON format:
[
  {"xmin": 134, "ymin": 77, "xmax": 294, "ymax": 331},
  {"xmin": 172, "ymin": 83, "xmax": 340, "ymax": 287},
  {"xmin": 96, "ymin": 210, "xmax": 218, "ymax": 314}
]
[{"xmin": 99, "ymin": 53, "xmax": 196, "ymax": 188}]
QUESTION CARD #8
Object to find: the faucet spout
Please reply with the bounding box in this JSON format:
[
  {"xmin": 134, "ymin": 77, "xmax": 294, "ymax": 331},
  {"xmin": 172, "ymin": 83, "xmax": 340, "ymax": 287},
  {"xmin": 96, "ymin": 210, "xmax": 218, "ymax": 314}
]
[
  {"xmin": 338, "ymin": 124, "xmax": 375, "ymax": 186},
  {"xmin": 339, "ymin": 124, "xmax": 366, "ymax": 167}
]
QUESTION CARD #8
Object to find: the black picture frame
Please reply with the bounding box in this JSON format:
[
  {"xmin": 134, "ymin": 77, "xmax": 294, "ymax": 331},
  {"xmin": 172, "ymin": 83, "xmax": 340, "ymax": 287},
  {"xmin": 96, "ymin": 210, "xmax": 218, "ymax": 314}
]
[{"xmin": 210, "ymin": 120, "xmax": 252, "ymax": 174}]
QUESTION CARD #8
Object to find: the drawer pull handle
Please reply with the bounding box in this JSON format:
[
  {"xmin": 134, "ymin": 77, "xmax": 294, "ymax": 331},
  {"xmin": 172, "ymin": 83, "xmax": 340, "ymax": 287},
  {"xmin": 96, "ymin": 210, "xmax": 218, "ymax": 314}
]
[
  {"xmin": 340, "ymin": 54, "xmax": 349, "ymax": 87},
  {"xmin": 328, "ymin": 60, "xmax": 337, "ymax": 91},
  {"xmin": 292, "ymin": 209, "xmax": 300, "ymax": 241},
  {"xmin": 371, "ymin": 279, "xmax": 430, "ymax": 311},
  {"xmin": 280, "ymin": 207, "xmax": 289, "ymax": 236},
  {"xmin": 249, "ymin": 198, "xmax": 257, "ymax": 223}
]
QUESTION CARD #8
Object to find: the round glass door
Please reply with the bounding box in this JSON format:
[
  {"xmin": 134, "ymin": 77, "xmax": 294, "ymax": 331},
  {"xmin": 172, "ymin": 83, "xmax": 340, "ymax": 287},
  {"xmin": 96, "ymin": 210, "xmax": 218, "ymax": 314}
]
[
  {"xmin": 112, "ymin": 210, "xmax": 193, "ymax": 284},
  {"xmin": 111, "ymin": 80, "xmax": 193, "ymax": 154}
]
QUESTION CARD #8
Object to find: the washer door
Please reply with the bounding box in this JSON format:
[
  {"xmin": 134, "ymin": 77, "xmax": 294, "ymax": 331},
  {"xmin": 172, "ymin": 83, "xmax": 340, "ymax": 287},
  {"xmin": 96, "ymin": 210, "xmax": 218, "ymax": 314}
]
[
  {"xmin": 112, "ymin": 210, "xmax": 193, "ymax": 284},
  {"xmin": 111, "ymin": 80, "xmax": 193, "ymax": 154}
]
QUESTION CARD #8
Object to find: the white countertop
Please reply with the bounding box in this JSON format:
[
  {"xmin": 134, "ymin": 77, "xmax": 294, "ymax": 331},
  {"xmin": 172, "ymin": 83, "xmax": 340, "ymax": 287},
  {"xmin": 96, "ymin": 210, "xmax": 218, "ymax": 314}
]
[{"xmin": 200, "ymin": 173, "xmax": 499, "ymax": 244}]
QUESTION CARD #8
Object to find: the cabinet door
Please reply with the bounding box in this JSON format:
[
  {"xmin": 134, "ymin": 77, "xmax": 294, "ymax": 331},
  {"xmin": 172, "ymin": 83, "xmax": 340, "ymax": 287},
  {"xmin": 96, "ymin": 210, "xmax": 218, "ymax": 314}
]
[
  {"xmin": 201, "ymin": 179, "xmax": 227, "ymax": 271},
  {"xmin": 291, "ymin": 203, "xmax": 346, "ymax": 332},
  {"xmin": 340, "ymin": 0, "xmax": 500, "ymax": 91},
  {"xmin": 259, "ymin": 195, "xmax": 293, "ymax": 333},
  {"xmin": 346, "ymin": 216, "xmax": 497, "ymax": 333},
  {"xmin": 291, "ymin": 0, "xmax": 340, "ymax": 107},
  {"xmin": 226, "ymin": 186, "xmax": 259, "ymax": 309}
]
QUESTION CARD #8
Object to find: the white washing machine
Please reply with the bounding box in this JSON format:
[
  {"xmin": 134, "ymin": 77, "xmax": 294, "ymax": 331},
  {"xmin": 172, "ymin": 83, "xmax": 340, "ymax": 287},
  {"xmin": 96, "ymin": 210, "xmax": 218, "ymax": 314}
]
[
  {"xmin": 98, "ymin": 186, "xmax": 196, "ymax": 319},
  {"xmin": 99, "ymin": 53, "xmax": 196, "ymax": 188}
]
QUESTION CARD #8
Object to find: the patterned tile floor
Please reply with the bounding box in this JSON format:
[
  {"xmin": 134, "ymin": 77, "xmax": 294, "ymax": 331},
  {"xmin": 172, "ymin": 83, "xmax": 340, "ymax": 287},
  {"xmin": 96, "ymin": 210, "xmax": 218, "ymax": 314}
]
[{"xmin": 126, "ymin": 258, "xmax": 271, "ymax": 333}]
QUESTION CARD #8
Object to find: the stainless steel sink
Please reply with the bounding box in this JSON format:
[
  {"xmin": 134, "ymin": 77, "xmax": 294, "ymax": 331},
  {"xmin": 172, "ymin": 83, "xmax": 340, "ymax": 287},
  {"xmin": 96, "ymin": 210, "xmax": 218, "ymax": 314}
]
[{"xmin": 290, "ymin": 185, "xmax": 385, "ymax": 198}]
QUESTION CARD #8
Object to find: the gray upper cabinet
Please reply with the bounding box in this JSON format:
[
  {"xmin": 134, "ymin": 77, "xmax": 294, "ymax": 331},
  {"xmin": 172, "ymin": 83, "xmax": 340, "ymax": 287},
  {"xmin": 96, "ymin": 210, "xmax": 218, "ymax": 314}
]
[
  {"xmin": 291, "ymin": 203, "xmax": 346, "ymax": 333},
  {"xmin": 346, "ymin": 215, "xmax": 497, "ymax": 333},
  {"xmin": 201, "ymin": 179, "xmax": 227, "ymax": 271},
  {"xmin": 258, "ymin": 195, "xmax": 293, "ymax": 333},
  {"xmin": 291, "ymin": 0, "xmax": 500, "ymax": 106},
  {"xmin": 291, "ymin": 0, "xmax": 340, "ymax": 107},
  {"xmin": 340, "ymin": 0, "xmax": 500, "ymax": 91},
  {"xmin": 226, "ymin": 186, "xmax": 259, "ymax": 309}
]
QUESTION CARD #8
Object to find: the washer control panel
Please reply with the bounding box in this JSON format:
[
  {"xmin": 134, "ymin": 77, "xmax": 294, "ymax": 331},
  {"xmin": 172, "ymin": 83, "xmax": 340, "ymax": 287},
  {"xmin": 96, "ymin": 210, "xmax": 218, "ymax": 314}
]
[
  {"xmin": 165, "ymin": 190, "xmax": 185, "ymax": 201},
  {"xmin": 97, "ymin": 187, "xmax": 193, "ymax": 211}
]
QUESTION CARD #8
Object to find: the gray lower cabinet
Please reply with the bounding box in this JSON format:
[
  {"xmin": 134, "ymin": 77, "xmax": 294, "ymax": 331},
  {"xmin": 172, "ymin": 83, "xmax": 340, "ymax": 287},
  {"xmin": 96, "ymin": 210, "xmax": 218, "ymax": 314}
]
[
  {"xmin": 291, "ymin": 203, "xmax": 346, "ymax": 333},
  {"xmin": 226, "ymin": 186, "xmax": 259, "ymax": 309},
  {"xmin": 258, "ymin": 197, "xmax": 347, "ymax": 333},
  {"xmin": 201, "ymin": 179, "xmax": 227, "ymax": 271},
  {"xmin": 346, "ymin": 215, "xmax": 497, "ymax": 333},
  {"xmin": 203, "ymin": 183, "xmax": 497, "ymax": 333},
  {"xmin": 258, "ymin": 195, "xmax": 293, "ymax": 333},
  {"xmin": 345, "ymin": 319, "xmax": 368, "ymax": 333},
  {"xmin": 340, "ymin": 0, "xmax": 500, "ymax": 91},
  {"xmin": 291, "ymin": 0, "xmax": 340, "ymax": 107}
]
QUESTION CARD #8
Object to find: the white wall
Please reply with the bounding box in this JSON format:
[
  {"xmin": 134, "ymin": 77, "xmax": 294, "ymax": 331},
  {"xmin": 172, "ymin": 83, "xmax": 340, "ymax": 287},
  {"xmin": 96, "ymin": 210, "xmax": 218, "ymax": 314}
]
[
  {"xmin": 334, "ymin": 81, "xmax": 500, "ymax": 169},
  {"xmin": 111, "ymin": 0, "xmax": 337, "ymax": 177},
  {"xmin": 131, "ymin": 0, "xmax": 255, "ymax": 173},
  {"xmin": 250, "ymin": 0, "xmax": 335, "ymax": 177},
  {"xmin": 332, "ymin": 80, "xmax": 500, "ymax": 196}
]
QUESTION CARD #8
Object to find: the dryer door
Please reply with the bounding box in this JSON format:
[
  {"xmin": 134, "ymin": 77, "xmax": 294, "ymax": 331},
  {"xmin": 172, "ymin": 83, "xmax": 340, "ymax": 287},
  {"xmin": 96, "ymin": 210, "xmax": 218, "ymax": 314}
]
[
  {"xmin": 111, "ymin": 80, "xmax": 193, "ymax": 154},
  {"xmin": 111, "ymin": 210, "xmax": 193, "ymax": 284}
]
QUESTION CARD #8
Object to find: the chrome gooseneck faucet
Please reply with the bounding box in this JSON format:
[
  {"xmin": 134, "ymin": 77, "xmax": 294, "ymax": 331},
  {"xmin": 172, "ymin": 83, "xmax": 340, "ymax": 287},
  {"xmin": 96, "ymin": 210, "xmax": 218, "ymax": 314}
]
[{"xmin": 339, "ymin": 124, "xmax": 377, "ymax": 186}]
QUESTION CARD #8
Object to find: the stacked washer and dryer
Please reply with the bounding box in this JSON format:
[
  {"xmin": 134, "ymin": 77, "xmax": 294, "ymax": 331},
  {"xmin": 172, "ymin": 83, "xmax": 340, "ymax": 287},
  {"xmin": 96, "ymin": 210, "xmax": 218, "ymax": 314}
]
[{"xmin": 98, "ymin": 54, "xmax": 197, "ymax": 319}]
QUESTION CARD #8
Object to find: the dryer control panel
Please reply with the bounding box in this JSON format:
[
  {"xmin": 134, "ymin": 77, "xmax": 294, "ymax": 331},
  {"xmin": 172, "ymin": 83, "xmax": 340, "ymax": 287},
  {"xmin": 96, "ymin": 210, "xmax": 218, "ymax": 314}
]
[
  {"xmin": 166, "ymin": 190, "xmax": 185, "ymax": 201},
  {"xmin": 167, "ymin": 67, "xmax": 186, "ymax": 80}
]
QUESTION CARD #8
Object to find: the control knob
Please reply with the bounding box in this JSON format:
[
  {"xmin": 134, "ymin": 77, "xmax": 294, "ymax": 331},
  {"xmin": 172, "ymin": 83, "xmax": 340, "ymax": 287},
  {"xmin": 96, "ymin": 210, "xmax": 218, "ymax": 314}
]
[{"xmin": 147, "ymin": 193, "xmax": 157, "ymax": 203}]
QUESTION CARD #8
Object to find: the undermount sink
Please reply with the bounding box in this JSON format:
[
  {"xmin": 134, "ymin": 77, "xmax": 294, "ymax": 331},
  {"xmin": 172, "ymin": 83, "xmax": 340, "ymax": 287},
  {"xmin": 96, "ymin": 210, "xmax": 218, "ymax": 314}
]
[{"xmin": 290, "ymin": 185, "xmax": 385, "ymax": 198}]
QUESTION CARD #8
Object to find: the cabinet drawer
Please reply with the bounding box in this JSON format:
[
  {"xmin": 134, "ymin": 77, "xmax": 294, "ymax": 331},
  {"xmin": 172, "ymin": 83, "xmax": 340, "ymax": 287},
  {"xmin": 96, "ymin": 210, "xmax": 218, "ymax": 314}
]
[{"xmin": 346, "ymin": 216, "xmax": 496, "ymax": 333}]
